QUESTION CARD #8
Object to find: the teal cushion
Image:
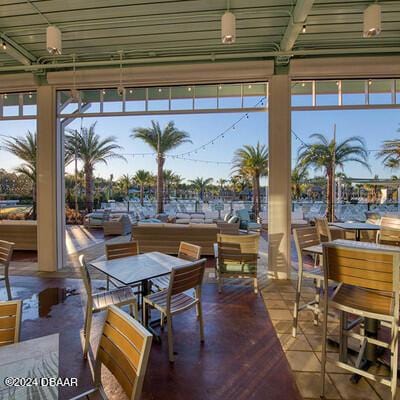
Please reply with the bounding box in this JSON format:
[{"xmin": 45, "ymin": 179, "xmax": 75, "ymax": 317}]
[{"xmin": 236, "ymin": 209, "xmax": 250, "ymax": 222}]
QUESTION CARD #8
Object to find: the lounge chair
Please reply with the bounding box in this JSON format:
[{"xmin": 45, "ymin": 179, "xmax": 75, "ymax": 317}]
[{"xmin": 235, "ymin": 209, "xmax": 261, "ymax": 232}]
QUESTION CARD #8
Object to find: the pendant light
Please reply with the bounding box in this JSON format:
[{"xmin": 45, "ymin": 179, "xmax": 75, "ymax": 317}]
[
  {"xmin": 117, "ymin": 50, "xmax": 125, "ymax": 97},
  {"xmin": 363, "ymin": 3, "xmax": 381, "ymax": 37},
  {"xmin": 70, "ymin": 55, "xmax": 80, "ymax": 103},
  {"xmin": 46, "ymin": 26, "xmax": 62, "ymax": 54},
  {"xmin": 221, "ymin": 0, "xmax": 236, "ymax": 44}
]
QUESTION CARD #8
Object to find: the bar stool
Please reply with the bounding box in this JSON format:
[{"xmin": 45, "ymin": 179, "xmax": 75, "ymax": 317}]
[{"xmin": 320, "ymin": 243, "xmax": 400, "ymax": 400}]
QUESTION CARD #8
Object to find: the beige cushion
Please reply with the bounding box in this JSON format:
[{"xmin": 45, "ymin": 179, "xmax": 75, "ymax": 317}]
[{"xmin": 175, "ymin": 219, "xmax": 191, "ymax": 224}]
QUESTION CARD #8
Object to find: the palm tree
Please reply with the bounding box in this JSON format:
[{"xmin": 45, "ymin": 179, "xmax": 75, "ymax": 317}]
[
  {"xmin": 291, "ymin": 163, "xmax": 309, "ymax": 200},
  {"xmin": 131, "ymin": 121, "xmax": 191, "ymax": 213},
  {"xmin": 65, "ymin": 122, "xmax": 125, "ymax": 212},
  {"xmin": 189, "ymin": 177, "xmax": 213, "ymax": 200},
  {"xmin": 133, "ymin": 169, "xmax": 151, "ymax": 206},
  {"xmin": 298, "ymin": 133, "xmax": 370, "ymax": 221},
  {"xmin": 118, "ymin": 174, "xmax": 132, "ymax": 197},
  {"xmin": 232, "ymin": 142, "xmax": 268, "ymax": 218},
  {"xmin": 217, "ymin": 178, "xmax": 227, "ymax": 198},
  {"xmin": 163, "ymin": 169, "xmax": 177, "ymax": 200},
  {"xmin": 2, "ymin": 131, "xmax": 37, "ymax": 219},
  {"xmin": 377, "ymin": 135, "xmax": 400, "ymax": 170}
]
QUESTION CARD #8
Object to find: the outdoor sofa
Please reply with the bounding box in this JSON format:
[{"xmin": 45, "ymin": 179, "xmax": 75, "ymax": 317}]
[{"xmin": 103, "ymin": 214, "xmax": 132, "ymax": 236}]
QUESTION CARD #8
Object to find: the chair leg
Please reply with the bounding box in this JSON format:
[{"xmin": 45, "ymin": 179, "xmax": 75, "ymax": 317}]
[
  {"xmin": 160, "ymin": 312, "xmax": 165, "ymax": 330},
  {"xmin": 320, "ymin": 283, "xmax": 329, "ymax": 398},
  {"xmin": 218, "ymin": 274, "xmax": 223, "ymax": 294},
  {"xmin": 83, "ymin": 308, "xmax": 93, "ymax": 359},
  {"xmin": 5, "ymin": 277, "xmax": 12, "ymax": 300},
  {"xmin": 390, "ymin": 320, "xmax": 399, "ymax": 400},
  {"xmin": 129, "ymin": 302, "xmax": 138, "ymax": 320},
  {"xmin": 142, "ymin": 301, "xmax": 148, "ymax": 328},
  {"xmin": 313, "ymin": 279, "xmax": 321, "ymax": 326},
  {"xmin": 253, "ymin": 277, "xmax": 258, "ymax": 294},
  {"xmin": 339, "ymin": 311, "xmax": 348, "ymax": 363},
  {"xmin": 292, "ymin": 271, "xmax": 303, "ymax": 338},
  {"xmin": 106, "ymin": 276, "xmax": 110, "ymax": 291},
  {"xmin": 197, "ymin": 301, "xmax": 205, "ymax": 342},
  {"xmin": 167, "ymin": 315, "xmax": 174, "ymax": 362}
]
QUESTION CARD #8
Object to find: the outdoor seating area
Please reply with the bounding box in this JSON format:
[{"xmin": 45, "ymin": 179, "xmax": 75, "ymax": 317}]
[{"xmin": 2, "ymin": 1, "xmax": 400, "ymax": 399}]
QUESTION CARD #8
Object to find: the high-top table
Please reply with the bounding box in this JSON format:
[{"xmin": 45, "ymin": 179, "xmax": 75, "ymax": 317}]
[
  {"xmin": 331, "ymin": 222, "xmax": 380, "ymax": 241},
  {"xmin": 0, "ymin": 333, "xmax": 59, "ymax": 399}
]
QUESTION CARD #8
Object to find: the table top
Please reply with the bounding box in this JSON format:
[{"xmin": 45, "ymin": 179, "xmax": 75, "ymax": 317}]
[
  {"xmin": 303, "ymin": 239, "xmax": 400, "ymax": 255},
  {"xmin": 90, "ymin": 251, "xmax": 190, "ymax": 286},
  {"xmin": 331, "ymin": 222, "xmax": 380, "ymax": 231},
  {"xmin": 0, "ymin": 333, "xmax": 59, "ymax": 399}
]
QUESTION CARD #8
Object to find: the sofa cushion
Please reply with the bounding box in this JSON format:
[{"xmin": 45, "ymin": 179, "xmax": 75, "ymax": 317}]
[
  {"xmin": 220, "ymin": 262, "xmax": 257, "ymax": 273},
  {"xmin": 175, "ymin": 219, "xmax": 191, "ymax": 224},
  {"xmin": 190, "ymin": 219, "xmax": 205, "ymax": 224},
  {"xmin": 191, "ymin": 213, "xmax": 205, "ymax": 219},
  {"xmin": 176, "ymin": 213, "xmax": 190, "ymax": 219}
]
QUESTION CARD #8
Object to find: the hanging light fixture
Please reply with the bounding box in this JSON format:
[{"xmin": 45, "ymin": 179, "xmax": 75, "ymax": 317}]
[
  {"xmin": 363, "ymin": 3, "xmax": 381, "ymax": 37},
  {"xmin": 221, "ymin": 1, "xmax": 236, "ymax": 44},
  {"xmin": 70, "ymin": 55, "xmax": 80, "ymax": 102},
  {"xmin": 46, "ymin": 25, "xmax": 62, "ymax": 54},
  {"xmin": 117, "ymin": 50, "xmax": 125, "ymax": 97}
]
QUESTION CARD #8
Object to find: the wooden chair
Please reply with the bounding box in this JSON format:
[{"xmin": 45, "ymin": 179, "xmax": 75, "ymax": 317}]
[
  {"xmin": 292, "ymin": 227, "xmax": 324, "ymax": 337},
  {"xmin": 377, "ymin": 216, "xmax": 400, "ymax": 246},
  {"xmin": 0, "ymin": 240, "xmax": 14, "ymax": 300},
  {"xmin": 315, "ymin": 217, "xmax": 345, "ymax": 242},
  {"xmin": 151, "ymin": 241, "xmax": 201, "ymax": 291},
  {"xmin": 105, "ymin": 241, "xmax": 139, "ymax": 290},
  {"xmin": 320, "ymin": 243, "xmax": 400, "ymax": 400},
  {"xmin": 79, "ymin": 255, "xmax": 139, "ymax": 358},
  {"xmin": 143, "ymin": 258, "xmax": 206, "ymax": 362},
  {"xmin": 0, "ymin": 300, "xmax": 22, "ymax": 346},
  {"xmin": 70, "ymin": 305, "xmax": 152, "ymax": 400},
  {"xmin": 215, "ymin": 233, "xmax": 259, "ymax": 294}
]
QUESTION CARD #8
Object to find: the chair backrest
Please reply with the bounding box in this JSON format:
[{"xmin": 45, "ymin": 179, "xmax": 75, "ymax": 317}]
[
  {"xmin": 378, "ymin": 216, "xmax": 400, "ymax": 246},
  {"xmin": 106, "ymin": 241, "xmax": 138, "ymax": 260},
  {"xmin": 95, "ymin": 305, "xmax": 152, "ymax": 400},
  {"xmin": 0, "ymin": 300, "xmax": 22, "ymax": 346},
  {"xmin": 315, "ymin": 217, "xmax": 331, "ymax": 242},
  {"xmin": 323, "ymin": 243, "xmax": 399, "ymax": 292},
  {"xmin": 0, "ymin": 240, "xmax": 14, "ymax": 276},
  {"xmin": 178, "ymin": 241, "xmax": 201, "ymax": 261},
  {"xmin": 79, "ymin": 255, "xmax": 93, "ymax": 299},
  {"xmin": 293, "ymin": 227, "xmax": 320, "ymax": 272},
  {"xmin": 217, "ymin": 233, "xmax": 259, "ymax": 264},
  {"xmin": 236, "ymin": 209, "xmax": 251, "ymax": 222},
  {"xmin": 168, "ymin": 258, "xmax": 206, "ymax": 298}
]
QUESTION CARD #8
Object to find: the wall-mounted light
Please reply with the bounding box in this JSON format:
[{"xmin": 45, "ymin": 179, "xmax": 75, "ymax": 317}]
[
  {"xmin": 46, "ymin": 26, "xmax": 62, "ymax": 54},
  {"xmin": 1, "ymin": 41, "xmax": 6, "ymax": 50},
  {"xmin": 302, "ymin": 25, "xmax": 307, "ymax": 34},
  {"xmin": 221, "ymin": 7, "xmax": 236, "ymax": 44},
  {"xmin": 363, "ymin": 3, "xmax": 381, "ymax": 37}
]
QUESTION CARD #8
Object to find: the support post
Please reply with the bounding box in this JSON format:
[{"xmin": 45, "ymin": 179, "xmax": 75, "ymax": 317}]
[
  {"xmin": 37, "ymin": 85, "xmax": 61, "ymax": 271},
  {"xmin": 268, "ymin": 75, "xmax": 291, "ymax": 279}
]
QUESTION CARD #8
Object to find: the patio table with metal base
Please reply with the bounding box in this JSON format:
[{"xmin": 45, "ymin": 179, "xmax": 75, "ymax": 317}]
[
  {"xmin": 331, "ymin": 222, "xmax": 380, "ymax": 241},
  {"xmin": 90, "ymin": 251, "xmax": 189, "ymax": 339}
]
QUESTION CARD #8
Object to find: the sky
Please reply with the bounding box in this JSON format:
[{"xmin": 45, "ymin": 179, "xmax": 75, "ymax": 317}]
[{"xmin": 0, "ymin": 107, "xmax": 399, "ymax": 183}]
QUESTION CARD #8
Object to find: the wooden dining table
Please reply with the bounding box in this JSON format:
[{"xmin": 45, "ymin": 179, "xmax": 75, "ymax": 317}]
[
  {"xmin": 331, "ymin": 222, "xmax": 380, "ymax": 241},
  {"xmin": 0, "ymin": 333, "xmax": 59, "ymax": 399},
  {"xmin": 90, "ymin": 251, "xmax": 190, "ymax": 336}
]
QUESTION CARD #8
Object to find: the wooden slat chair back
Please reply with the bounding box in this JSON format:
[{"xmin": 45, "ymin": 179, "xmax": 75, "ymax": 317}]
[
  {"xmin": 0, "ymin": 300, "xmax": 22, "ymax": 347},
  {"xmin": 168, "ymin": 259, "xmax": 206, "ymax": 298},
  {"xmin": 292, "ymin": 227, "xmax": 323, "ymax": 337},
  {"xmin": 79, "ymin": 255, "xmax": 93, "ymax": 302},
  {"xmin": 315, "ymin": 217, "xmax": 332, "ymax": 242},
  {"xmin": 178, "ymin": 242, "xmax": 201, "ymax": 261},
  {"xmin": 94, "ymin": 306, "xmax": 152, "ymax": 400},
  {"xmin": 0, "ymin": 240, "xmax": 14, "ymax": 299},
  {"xmin": 320, "ymin": 243, "xmax": 400, "ymax": 399},
  {"xmin": 216, "ymin": 233, "xmax": 260, "ymax": 293},
  {"xmin": 378, "ymin": 216, "xmax": 400, "ymax": 246},
  {"xmin": 105, "ymin": 241, "xmax": 138, "ymax": 260}
]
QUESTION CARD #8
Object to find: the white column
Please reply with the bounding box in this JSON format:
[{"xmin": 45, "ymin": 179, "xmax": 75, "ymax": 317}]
[
  {"xmin": 37, "ymin": 85, "xmax": 61, "ymax": 271},
  {"xmin": 268, "ymin": 75, "xmax": 291, "ymax": 279}
]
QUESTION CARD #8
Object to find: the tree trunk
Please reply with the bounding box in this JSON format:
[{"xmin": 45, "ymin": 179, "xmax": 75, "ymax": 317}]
[
  {"xmin": 156, "ymin": 155, "xmax": 165, "ymax": 214},
  {"xmin": 326, "ymin": 167, "xmax": 333, "ymax": 222},
  {"xmin": 31, "ymin": 182, "xmax": 37, "ymax": 220},
  {"xmin": 140, "ymin": 184, "xmax": 144, "ymax": 206},
  {"xmin": 252, "ymin": 175, "xmax": 261, "ymax": 219},
  {"xmin": 85, "ymin": 164, "xmax": 94, "ymax": 213}
]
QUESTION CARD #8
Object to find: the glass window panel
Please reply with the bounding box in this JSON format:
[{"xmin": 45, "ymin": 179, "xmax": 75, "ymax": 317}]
[
  {"xmin": 342, "ymin": 80, "xmax": 366, "ymax": 105},
  {"xmin": 396, "ymin": 80, "xmax": 400, "ymax": 104},
  {"xmin": 291, "ymin": 81, "xmax": 312, "ymax": 107},
  {"xmin": 218, "ymin": 84, "xmax": 241, "ymax": 108},
  {"xmin": 315, "ymin": 80, "xmax": 339, "ymax": 106},
  {"xmin": 148, "ymin": 87, "xmax": 169, "ymax": 111},
  {"xmin": 243, "ymin": 83, "xmax": 267, "ymax": 107},
  {"xmin": 81, "ymin": 89, "xmax": 100, "ymax": 113},
  {"xmin": 194, "ymin": 85, "xmax": 217, "ymax": 109},
  {"xmin": 23, "ymin": 92, "xmax": 37, "ymax": 115},
  {"xmin": 102, "ymin": 88, "xmax": 122, "ymax": 112},
  {"xmin": 125, "ymin": 88, "xmax": 146, "ymax": 111},
  {"xmin": 58, "ymin": 91, "xmax": 79, "ymax": 114},
  {"xmin": 368, "ymin": 79, "xmax": 392, "ymax": 105},
  {"xmin": 3, "ymin": 93, "xmax": 19, "ymax": 116},
  {"xmin": 171, "ymin": 86, "xmax": 193, "ymax": 110}
]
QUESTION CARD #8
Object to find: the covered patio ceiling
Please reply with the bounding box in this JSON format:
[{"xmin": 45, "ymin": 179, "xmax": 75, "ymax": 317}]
[{"xmin": 0, "ymin": 0, "xmax": 399, "ymax": 72}]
